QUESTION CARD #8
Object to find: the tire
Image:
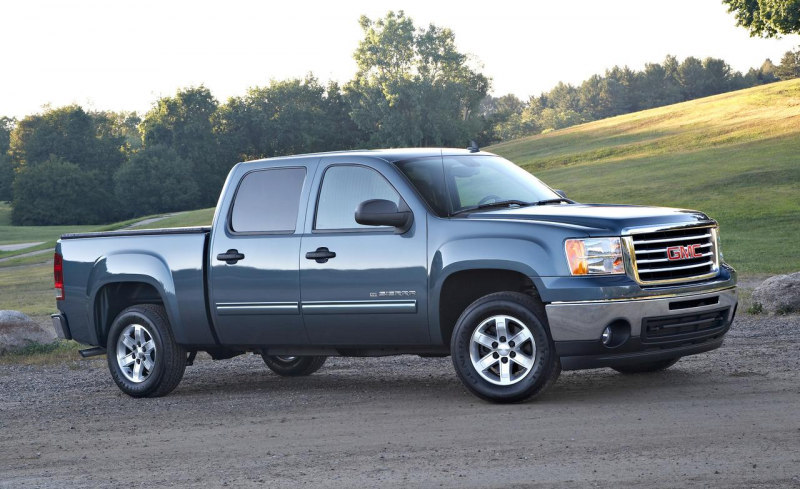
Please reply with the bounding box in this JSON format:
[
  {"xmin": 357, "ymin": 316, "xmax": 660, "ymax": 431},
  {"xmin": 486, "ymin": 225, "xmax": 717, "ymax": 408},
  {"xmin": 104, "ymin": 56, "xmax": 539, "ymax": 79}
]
[
  {"xmin": 261, "ymin": 355, "xmax": 327, "ymax": 377},
  {"xmin": 611, "ymin": 357, "xmax": 680, "ymax": 374},
  {"xmin": 450, "ymin": 291, "xmax": 561, "ymax": 403},
  {"xmin": 106, "ymin": 304, "xmax": 187, "ymax": 398}
]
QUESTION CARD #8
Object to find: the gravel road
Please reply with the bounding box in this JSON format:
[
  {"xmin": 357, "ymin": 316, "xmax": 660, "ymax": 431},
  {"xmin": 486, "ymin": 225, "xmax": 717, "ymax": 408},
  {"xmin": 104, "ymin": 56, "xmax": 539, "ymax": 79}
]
[{"xmin": 1, "ymin": 313, "xmax": 799, "ymax": 488}]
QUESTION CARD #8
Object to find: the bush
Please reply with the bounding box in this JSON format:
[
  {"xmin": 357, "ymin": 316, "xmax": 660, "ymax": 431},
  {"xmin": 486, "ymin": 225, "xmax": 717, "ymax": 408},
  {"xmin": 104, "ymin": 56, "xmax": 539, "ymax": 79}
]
[
  {"xmin": 11, "ymin": 156, "xmax": 118, "ymax": 225},
  {"xmin": 113, "ymin": 145, "xmax": 199, "ymax": 217}
]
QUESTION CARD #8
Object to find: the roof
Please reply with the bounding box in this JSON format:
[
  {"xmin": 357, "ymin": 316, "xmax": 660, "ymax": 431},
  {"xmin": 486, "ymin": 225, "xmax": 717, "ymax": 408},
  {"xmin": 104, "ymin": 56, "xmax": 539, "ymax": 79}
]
[{"xmin": 240, "ymin": 147, "xmax": 497, "ymax": 165}]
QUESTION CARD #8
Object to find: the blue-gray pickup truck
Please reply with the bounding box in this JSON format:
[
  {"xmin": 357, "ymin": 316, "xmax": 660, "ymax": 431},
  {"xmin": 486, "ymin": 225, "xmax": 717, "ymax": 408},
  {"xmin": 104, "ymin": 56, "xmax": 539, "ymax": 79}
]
[{"xmin": 52, "ymin": 148, "xmax": 737, "ymax": 402}]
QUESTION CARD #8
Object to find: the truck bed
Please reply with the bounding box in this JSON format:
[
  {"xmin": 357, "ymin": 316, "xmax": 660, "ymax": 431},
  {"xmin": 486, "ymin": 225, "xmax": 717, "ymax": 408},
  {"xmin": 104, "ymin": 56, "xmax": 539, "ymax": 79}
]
[
  {"xmin": 56, "ymin": 227, "xmax": 215, "ymax": 347},
  {"xmin": 60, "ymin": 226, "xmax": 211, "ymax": 240}
]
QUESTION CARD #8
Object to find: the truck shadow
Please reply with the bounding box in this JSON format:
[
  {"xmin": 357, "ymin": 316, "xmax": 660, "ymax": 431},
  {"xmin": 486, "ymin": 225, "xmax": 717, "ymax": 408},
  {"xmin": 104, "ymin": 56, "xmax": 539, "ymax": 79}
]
[{"xmin": 169, "ymin": 358, "xmax": 729, "ymax": 406}]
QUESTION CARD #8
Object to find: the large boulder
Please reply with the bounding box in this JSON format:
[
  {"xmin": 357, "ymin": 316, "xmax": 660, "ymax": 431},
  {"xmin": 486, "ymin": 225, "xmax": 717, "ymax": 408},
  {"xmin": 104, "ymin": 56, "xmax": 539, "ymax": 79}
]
[
  {"xmin": 751, "ymin": 272, "xmax": 800, "ymax": 314},
  {"xmin": 0, "ymin": 310, "xmax": 57, "ymax": 354}
]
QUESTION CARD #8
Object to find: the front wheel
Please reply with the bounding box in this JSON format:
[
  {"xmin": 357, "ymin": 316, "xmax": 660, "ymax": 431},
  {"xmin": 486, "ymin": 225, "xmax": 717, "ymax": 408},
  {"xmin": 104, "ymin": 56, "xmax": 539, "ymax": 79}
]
[
  {"xmin": 612, "ymin": 357, "xmax": 680, "ymax": 374},
  {"xmin": 106, "ymin": 304, "xmax": 186, "ymax": 398},
  {"xmin": 451, "ymin": 292, "xmax": 561, "ymax": 403},
  {"xmin": 261, "ymin": 355, "xmax": 327, "ymax": 377}
]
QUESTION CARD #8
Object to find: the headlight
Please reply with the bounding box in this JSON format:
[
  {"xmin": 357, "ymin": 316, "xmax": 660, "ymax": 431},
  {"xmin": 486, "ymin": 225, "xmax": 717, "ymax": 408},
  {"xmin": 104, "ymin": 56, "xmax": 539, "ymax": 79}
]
[{"xmin": 565, "ymin": 238, "xmax": 624, "ymax": 275}]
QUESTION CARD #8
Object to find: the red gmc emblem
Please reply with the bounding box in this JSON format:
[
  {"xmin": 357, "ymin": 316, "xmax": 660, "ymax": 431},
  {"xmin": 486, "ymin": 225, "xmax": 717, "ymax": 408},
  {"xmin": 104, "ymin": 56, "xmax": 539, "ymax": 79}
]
[{"xmin": 666, "ymin": 244, "xmax": 703, "ymax": 261}]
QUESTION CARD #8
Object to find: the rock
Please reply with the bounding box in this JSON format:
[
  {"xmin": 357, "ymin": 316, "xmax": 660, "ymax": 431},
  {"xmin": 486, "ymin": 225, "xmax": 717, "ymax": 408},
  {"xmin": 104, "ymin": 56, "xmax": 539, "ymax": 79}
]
[
  {"xmin": 751, "ymin": 272, "xmax": 800, "ymax": 314},
  {"xmin": 0, "ymin": 310, "xmax": 57, "ymax": 354}
]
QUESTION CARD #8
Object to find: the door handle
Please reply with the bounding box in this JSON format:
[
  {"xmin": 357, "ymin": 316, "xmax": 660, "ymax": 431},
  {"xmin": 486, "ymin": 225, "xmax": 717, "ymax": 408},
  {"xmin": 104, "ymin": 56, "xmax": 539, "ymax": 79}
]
[
  {"xmin": 217, "ymin": 249, "xmax": 245, "ymax": 265},
  {"xmin": 306, "ymin": 247, "xmax": 336, "ymax": 263}
]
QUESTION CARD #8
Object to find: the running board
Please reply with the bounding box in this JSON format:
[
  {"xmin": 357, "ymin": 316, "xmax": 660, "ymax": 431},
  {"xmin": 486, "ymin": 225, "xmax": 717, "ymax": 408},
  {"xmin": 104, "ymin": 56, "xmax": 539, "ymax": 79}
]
[{"xmin": 79, "ymin": 347, "xmax": 106, "ymax": 358}]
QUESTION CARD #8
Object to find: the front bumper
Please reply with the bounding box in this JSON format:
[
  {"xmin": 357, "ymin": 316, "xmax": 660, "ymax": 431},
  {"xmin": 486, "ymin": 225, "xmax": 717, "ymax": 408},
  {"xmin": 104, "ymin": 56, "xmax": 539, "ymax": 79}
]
[{"xmin": 545, "ymin": 286, "xmax": 737, "ymax": 370}]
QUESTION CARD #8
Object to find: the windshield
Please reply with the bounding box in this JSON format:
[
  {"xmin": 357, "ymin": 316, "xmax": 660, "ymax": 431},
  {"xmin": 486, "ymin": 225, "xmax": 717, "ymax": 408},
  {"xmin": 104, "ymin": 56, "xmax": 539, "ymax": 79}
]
[{"xmin": 394, "ymin": 155, "xmax": 561, "ymax": 217}]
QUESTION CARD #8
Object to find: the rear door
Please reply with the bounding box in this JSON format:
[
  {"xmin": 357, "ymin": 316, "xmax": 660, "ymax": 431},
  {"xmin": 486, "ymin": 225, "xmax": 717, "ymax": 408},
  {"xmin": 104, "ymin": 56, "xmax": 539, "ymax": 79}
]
[
  {"xmin": 209, "ymin": 160, "xmax": 318, "ymax": 346},
  {"xmin": 299, "ymin": 159, "xmax": 430, "ymax": 346}
]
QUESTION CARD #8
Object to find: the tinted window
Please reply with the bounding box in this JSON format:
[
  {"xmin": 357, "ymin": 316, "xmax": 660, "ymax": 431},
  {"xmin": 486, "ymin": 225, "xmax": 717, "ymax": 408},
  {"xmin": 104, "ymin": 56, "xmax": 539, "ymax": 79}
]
[
  {"xmin": 231, "ymin": 168, "xmax": 306, "ymax": 232},
  {"xmin": 315, "ymin": 166, "xmax": 400, "ymax": 230},
  {"xmin": 392, "ymin": 157, "xmax": 450, "ymax": 216},
  {"xmin": 394, "ymin": 156, "xmax": 560, "ymax": 216}
]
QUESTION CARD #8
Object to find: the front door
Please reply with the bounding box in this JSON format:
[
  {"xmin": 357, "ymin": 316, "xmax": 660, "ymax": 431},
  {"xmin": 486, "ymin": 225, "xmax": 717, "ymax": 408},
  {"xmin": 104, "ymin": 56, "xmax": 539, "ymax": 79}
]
[
  {"xmin": 209, "ymin": 163, "xmax": 315, "ymax": 346},
  {"xmin": 299, "ymin": 163, "xmax": 429, "ymax": 345}
]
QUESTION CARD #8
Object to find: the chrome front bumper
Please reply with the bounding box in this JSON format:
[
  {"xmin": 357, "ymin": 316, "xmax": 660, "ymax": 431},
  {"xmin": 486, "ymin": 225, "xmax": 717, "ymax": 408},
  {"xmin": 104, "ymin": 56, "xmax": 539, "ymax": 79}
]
[{"xmin": 545, "ymin": 286, "xmax": 738, "ymax": 342}]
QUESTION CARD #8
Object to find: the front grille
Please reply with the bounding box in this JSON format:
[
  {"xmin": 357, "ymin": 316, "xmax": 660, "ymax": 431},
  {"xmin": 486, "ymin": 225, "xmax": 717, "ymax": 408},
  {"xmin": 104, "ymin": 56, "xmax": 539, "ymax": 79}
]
[
  {"xmin": 641, "ymin": 307, "xmax": 730, "ymax": 344},
  {"xmin": 627, "ymin": 226, "xmax": 718, "ymax": 285}
]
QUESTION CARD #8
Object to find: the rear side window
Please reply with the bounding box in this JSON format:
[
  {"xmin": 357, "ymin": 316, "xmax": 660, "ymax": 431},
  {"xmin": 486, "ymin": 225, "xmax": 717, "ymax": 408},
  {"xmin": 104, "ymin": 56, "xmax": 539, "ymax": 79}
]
[
  {"xmin": 315, "ymin": 165, "xmax": 400, "ymax": 230},
  {"xmin": 230, "ymin": 168, "xmax": 306, "ymax": 233}
]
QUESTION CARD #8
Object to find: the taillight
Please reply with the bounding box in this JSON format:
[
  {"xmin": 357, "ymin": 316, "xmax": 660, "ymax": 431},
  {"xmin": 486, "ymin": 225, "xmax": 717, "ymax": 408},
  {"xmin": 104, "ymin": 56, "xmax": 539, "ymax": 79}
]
[{"xmin": 54, "ymin": 252, "xmax": 65, "ymax": 300}]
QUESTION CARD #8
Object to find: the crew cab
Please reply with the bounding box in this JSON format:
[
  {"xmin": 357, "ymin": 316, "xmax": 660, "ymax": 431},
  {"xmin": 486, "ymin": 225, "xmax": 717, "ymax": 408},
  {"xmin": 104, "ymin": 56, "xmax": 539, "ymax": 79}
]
[{"xmin": 52, "ymin": 148, "xmax": 738, "ymax": 402}]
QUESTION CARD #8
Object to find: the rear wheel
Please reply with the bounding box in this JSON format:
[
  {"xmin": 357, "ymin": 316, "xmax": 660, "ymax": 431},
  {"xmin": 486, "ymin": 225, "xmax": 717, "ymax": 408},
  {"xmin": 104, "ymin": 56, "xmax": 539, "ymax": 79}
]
[
  {"xmin": 261, "ymin": 355, "xmax": 327, "ymax": 376},
  {"xmin": 451, "ymin": 292, "xmax": 560, "ymax": 403},
  {"xmin": 612, "ymin": 357, "xmax": 680, "ymax": 374},
  {"xmin": 106, "ymin": 304, "xmax": 186, "ymax": 398}
]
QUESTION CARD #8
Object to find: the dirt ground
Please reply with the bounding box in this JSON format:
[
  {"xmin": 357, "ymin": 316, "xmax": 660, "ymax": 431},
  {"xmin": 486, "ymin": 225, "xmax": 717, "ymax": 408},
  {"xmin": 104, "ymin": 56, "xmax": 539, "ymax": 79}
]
[{"xmin": 1, "ymin": 313, "xmax": 799, "ymax": 488}]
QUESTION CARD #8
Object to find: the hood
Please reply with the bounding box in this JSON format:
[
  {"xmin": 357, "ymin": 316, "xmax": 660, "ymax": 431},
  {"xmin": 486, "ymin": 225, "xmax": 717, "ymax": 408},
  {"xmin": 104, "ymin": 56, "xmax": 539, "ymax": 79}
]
[{"xmin": 464, "ymin": 204, "xmax": 714, "ymax": 236}]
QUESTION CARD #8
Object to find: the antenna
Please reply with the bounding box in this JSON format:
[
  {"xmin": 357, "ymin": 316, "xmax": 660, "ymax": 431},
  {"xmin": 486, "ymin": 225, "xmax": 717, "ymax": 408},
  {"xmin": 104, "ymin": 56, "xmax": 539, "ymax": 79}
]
[{"xmin": 467, "ymin": 140, "xmax": 479, "ymax": 153}]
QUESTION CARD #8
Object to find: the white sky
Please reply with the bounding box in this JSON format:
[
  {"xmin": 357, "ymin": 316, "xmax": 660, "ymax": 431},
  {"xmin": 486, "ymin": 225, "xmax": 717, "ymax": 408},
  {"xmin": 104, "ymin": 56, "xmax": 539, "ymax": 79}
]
[{"xmin": 1, "ymin": 0, "xmax": 798, "ymax": 118}]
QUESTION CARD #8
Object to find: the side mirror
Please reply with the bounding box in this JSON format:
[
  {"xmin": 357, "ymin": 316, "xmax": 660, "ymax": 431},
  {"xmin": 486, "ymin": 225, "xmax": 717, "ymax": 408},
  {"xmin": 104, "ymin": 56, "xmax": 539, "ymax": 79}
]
[
  {"xmin": 355, "ymin": 199, "xmax": 412, "ymax": 231},
  {"xmin": 554, "ymin": 189, "xmax": 568, "ymax": 199}
]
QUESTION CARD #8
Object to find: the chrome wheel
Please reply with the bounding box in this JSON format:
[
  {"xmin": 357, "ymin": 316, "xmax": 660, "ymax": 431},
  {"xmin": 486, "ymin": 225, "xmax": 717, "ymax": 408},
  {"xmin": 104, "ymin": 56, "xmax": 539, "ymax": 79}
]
[
  {"xmin": 116, "ymin": 324, "xmax": 156, "ymax": 383},
  {"xmin": 469, "ymin": 315, "xmax": 536, "ymax": 386},
  {"xmin": 275, "ymin": 356, "xmax": 297, "ymax": 362}
]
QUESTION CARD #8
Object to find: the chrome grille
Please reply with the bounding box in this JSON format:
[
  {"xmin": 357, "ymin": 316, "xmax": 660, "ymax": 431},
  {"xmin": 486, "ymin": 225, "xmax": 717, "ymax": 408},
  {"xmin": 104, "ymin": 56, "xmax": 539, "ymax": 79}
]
[{"xmin": 625, "ymin": 225, "xmax": 719, "ymax": 285}]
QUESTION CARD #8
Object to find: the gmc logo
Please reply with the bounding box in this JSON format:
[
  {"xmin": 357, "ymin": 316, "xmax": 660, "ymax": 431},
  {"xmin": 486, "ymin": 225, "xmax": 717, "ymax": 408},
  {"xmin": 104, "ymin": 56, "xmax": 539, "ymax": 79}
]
[{"xmin": 666, "ymin": 244, "xmax": 703, "ymax": 261}]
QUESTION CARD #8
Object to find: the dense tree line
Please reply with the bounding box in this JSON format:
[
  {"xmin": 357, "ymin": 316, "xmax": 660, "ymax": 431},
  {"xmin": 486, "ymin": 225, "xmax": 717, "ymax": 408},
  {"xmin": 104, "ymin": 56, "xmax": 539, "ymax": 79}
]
[
  {"xmin": 0, "ymin": 10, "xmax": 798, "ymax": 225},
  {"xmin": 476, "ymin": 52, "xmax": 796, "ymax": 144}
]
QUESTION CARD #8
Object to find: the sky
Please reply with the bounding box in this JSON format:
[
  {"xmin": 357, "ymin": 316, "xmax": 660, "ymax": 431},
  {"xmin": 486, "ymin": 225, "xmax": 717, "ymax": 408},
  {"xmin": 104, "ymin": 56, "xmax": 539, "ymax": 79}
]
[{"xmin": 1, "ymin": 0, "xmax": 798, "ymax": 119}]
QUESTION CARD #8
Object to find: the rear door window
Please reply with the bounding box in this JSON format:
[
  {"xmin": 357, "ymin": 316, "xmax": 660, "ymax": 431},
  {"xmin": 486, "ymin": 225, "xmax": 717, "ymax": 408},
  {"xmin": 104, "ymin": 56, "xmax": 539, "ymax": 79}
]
[{"xmin": 230, "ymin": 168, "xmax": 306, "ymax": 233}]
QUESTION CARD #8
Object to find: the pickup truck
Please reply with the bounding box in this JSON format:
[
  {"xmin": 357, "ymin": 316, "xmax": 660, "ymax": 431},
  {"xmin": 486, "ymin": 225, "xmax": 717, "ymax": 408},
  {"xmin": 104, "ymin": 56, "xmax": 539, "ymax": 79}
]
[{"xmin": 52, "ymin": 148, "xmax": 738, "ymax": 402}]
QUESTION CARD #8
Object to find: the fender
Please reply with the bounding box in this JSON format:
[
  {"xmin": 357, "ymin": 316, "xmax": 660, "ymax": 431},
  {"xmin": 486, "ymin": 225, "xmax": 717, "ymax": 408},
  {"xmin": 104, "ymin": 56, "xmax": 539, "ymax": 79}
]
[
  {"xmin": 86, "ymin": 252, "xmax": 184, "ymax": 344},
  {"xmin": 428, "ymin": 237, "xmax": 553, "ymax": 344}
]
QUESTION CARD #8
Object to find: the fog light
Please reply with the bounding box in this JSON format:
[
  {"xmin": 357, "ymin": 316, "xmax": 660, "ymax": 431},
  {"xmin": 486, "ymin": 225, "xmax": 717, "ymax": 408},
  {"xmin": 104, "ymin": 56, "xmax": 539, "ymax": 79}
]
[{"xmin": 602, "ymin": 326, "xmax": 612, "ymax": 346}]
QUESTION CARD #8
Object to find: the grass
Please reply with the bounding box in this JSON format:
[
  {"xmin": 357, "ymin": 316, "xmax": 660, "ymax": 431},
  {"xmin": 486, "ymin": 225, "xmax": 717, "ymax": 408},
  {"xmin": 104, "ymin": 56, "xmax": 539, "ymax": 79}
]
[
  {"xmin": 489, "ymin": 79, "xmax": 800, "ymax": 274},
  {"xmin": 149, "ymin": 207, "xmax": 214, "ymax": 228},
  {"xmin": 0, "ymin": 264, "xmax": 58, "ymax": 316},
  {"xmin": 0, "ymin": 339, "xmax": 89, "ymax": 366}
]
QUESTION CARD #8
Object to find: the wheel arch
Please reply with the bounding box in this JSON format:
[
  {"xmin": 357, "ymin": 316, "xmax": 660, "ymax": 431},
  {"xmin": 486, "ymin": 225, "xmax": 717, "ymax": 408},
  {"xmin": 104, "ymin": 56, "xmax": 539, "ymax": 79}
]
[
  {"xmin": 431, "ymin": 265, "xmax": 541, "ymax": 347},
  {"xmin": 88, "ymin": 253, "xmax": 182, "ymax": 346}
]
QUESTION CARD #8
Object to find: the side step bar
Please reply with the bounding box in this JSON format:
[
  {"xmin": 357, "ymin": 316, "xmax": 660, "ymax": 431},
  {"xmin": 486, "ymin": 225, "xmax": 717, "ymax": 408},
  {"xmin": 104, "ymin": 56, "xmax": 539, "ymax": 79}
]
[{"xmin": 79, "ymin": 347, "xmax": 106, "ymax": 358}]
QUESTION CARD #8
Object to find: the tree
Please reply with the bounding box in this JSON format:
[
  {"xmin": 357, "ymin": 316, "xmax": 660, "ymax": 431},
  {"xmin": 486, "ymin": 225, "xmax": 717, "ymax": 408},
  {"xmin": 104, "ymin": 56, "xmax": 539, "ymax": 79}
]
[
  {"xmin": 113, "ymin": 145, "xmax": 199, "ymax": 217},
  {"xmin": 723, "ymin": 0, "xmax": 800, "ymax": 37},
  {"xmin": 345, "ymin": 11, "xmax": 489, "ymax": 147},
  {"xmin": 776, "ymin": 47, "xmax": 800, "ymax": 79},
  {"xmin": 140, "ymin": 86, "xmax": 226, "ymax": 207},
  {"xmin": 0, "ymin": 117, "xmax": 13, "ymax": 201},
  {"xmin": 0, "ymin": 156, "xmax": 13, "ymax": 201},
  {"xmin": 702, "ymin": 57, "xmax": 734, "ymax": 95},
  {"xmin": 9, "ymin": 105, "xmax": 125, "ymax": 172},
  {"xmin": 8, "ymin": 106, "xmax": 124, "ymax": 223},
  {"xmin": 0, "ymin": 117, "xmax": 13, "ymax": 154},
  {"xmin": 11, "ymin": 156, "xmax": 116, "ymax": 225},
  {"xmin": 217, "ymin": 76, "xmax": 362, "ymax": 161}
]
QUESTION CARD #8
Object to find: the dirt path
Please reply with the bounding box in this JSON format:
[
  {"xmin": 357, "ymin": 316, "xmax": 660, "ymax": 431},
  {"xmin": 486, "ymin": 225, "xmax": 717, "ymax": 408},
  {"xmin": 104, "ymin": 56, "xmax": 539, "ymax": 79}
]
[
  {"xmin": 1, "ymin": 314, "xmax": 799, "ymax": 488},
  {"xmin": 0, "ymin": 242, "xmax": 44, "ymax": 252}
]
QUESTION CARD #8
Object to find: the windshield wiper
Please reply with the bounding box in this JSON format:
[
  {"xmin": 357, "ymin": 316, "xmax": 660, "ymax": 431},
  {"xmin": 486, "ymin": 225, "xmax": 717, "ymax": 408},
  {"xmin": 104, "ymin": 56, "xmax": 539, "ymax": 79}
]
[
  {"xmin": 533, "ymin": 198, "xmax": 575, "ymax": 205},
  {"xmin": 451, "ymin": 200, "xmax": 533, "ymax": 216}
]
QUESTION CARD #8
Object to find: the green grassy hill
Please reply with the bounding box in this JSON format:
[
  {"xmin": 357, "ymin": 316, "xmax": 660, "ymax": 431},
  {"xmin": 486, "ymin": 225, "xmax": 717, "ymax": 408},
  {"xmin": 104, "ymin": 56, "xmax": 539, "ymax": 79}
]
[{"xmin": 489, "ymin": 79, "xmax": 800, "ymax": 274}]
